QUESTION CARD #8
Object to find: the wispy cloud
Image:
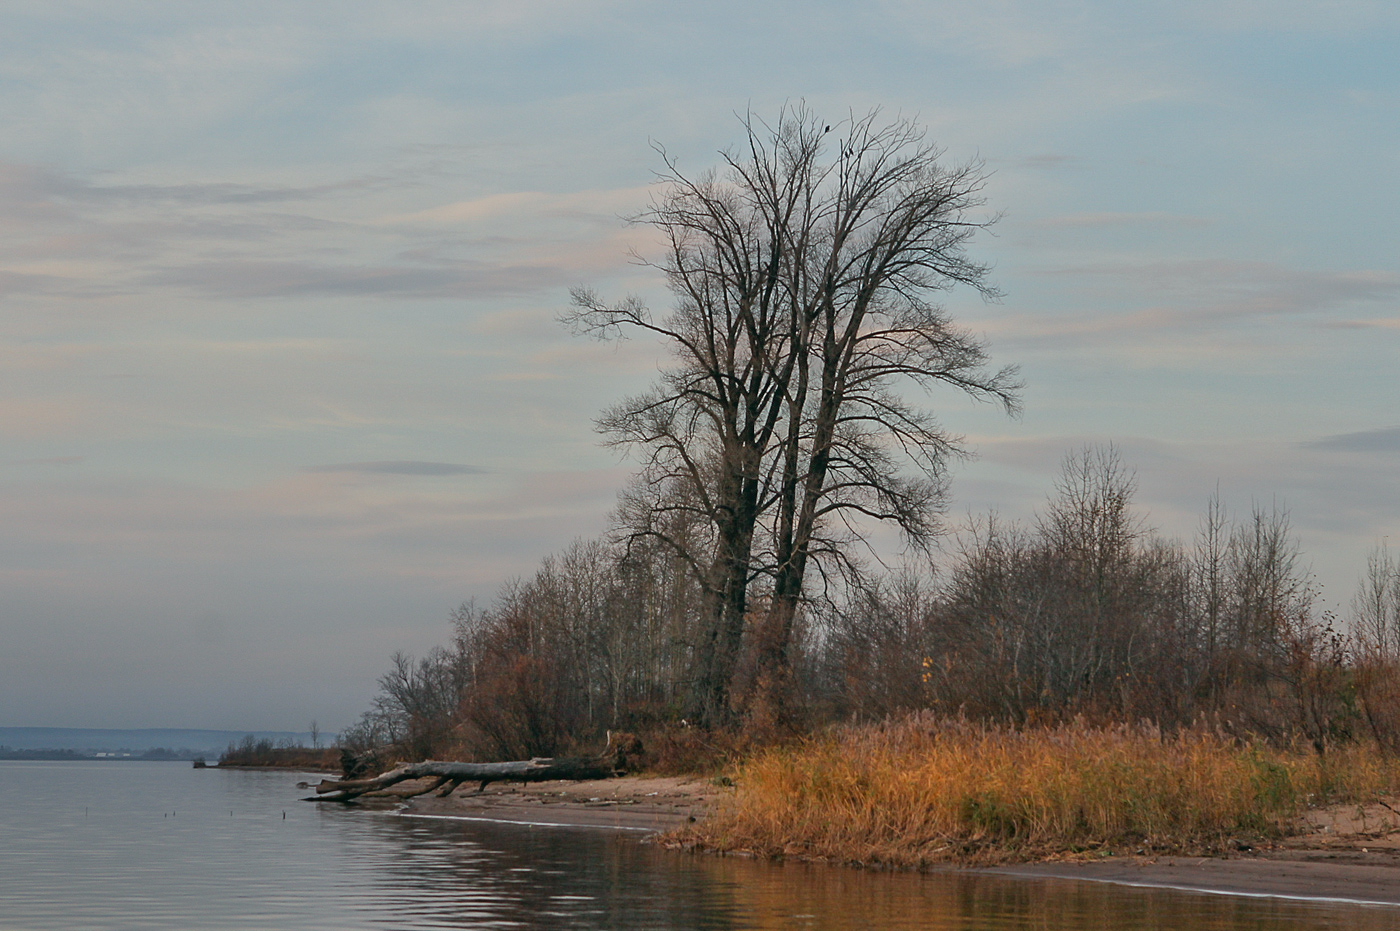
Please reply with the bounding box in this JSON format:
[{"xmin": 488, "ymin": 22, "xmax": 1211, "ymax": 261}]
[
  {"xmin": 306, "ymin": 460, "xmax": 487, "ymax": 476},
  {"xmin": 146, "ymin": 260, "xmax": 548, "ymax": 300},
  {"xmin": 1034, "ymin": 260, "xmax": 1398, "ymax": 306},
  {"xmin": 0, "ymin": 270, "xmax": 67, "ymax": 297},
  {"xmin": 0, "ymin": 159, "xmax": 648, "ymax": 304},
  {"xmin": 1327, "ymin": 317, "xmax": 1400, "ymax": 330},
  {"xmin": 985, "ymin": 261, "xmax": 1400, "ymax": 344},
  {"xmin": 1307, "ymin": 426, "xmax": 1400, "ymax": 453},
  {"xmin": 0, "ymin": 161, "xmax": 388, "ymax": 212}
]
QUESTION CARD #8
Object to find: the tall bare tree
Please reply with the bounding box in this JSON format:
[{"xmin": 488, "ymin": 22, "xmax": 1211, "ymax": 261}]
[
  {"xmin": 571, "ymin": 105, "xmax": 1019, "ymax": 724},
  {"xmin": 748, "ymin": 111, "xmax": 1020, "ymax": 715}
]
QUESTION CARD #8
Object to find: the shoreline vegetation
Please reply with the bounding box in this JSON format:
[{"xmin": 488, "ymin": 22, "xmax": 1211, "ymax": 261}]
[
  {"xmin": 328, "ymin": 440, "xmax": 1400, "ymax": 874},
  {"xmin": 314, "ymin": 718, "xmax": 1400, "ymax": 905},
  {"xmin": 666, "ymin": 715, "xmax": 1400, "ymax": 867},
  {"xmin": 319, "ymin": 713, "xmax": 1400, "ymax": 870},
  {"xmin": 332, "ymin": 442, "xmax": 1400, "ymax": 871}
]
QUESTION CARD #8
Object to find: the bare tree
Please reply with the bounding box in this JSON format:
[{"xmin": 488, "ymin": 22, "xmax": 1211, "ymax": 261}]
[
  {"xmin": 747, "ymin": 110, "xmax": 1021, "ymax": 716},
  {"xmin": 1224, "ymin": 502, "xmax": 1313, "ymax": 663},
  {"xmin": 1192, "ymin": 489, "xmax": 1230, "ymax": 693},
  {"xmin": 1353, "ymin": 543, "xmax": 1400, "ymax": 658},
  {"xmin": 572, "ymin": 106, "xmax": 1017, "ymax": 725},
  {"xmin": 569, "ymin": 108, "xmax": 822, "ymax": 723}
]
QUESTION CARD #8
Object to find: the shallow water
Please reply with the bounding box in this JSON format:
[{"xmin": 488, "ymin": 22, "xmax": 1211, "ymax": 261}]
[{"xmin": 2, "ymin": 760, "xmax": 1398, "ymax": 930}]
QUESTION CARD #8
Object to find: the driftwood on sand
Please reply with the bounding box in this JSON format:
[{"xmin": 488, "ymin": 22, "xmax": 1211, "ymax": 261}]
[{"xmin": 307, "ymin": 757, "xmax": 618, "ymax": 803}]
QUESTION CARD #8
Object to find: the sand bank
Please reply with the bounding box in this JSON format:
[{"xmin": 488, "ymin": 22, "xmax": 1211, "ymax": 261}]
[
  {"xmin": 395, "ymin": 774, "xmax": 716, "ymax": 833},
  {"xmin": 991, "ymin": 852, "xmax": 1400, "ymax": 907},
  {"xmin": 991, "ymin": 801, "xmax": 1400, "ymax": 905}
]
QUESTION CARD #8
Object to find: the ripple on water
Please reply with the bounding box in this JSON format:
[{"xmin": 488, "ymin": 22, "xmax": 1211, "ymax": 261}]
[{"xmin": 2, "ymin": 761, "xmax": 1399, "ymax": 930}]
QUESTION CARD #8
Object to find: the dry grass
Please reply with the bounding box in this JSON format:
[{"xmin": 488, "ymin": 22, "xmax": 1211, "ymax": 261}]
[{"xmin": 674, "ymin": 714, "xmax": 1400, "ymax": 866}]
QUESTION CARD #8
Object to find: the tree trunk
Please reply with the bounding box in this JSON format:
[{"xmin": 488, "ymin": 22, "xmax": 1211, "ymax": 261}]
[{"xmin": 306, "ymin": 757, "xmax": 617, "ymax": 802}]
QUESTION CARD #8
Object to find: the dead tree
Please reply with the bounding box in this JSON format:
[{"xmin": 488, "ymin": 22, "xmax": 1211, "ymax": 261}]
[{"xmin": 307, "ymin": 756, "xmax": 618, "ymax": 803}]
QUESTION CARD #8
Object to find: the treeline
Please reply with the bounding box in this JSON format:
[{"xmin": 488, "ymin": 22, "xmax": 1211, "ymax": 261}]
[
  {"xmin": 343, "ymin": 446, "xmax": 1400, "ymax": 764},
  {"xmin": 342, "ymin": 531, "xmax": 707, "ymax": 764},
  {"xmin": 218, "ymin": 734, "xmax": 339, "ymax": 769},
  {"xmin": 0, "ymin": 747, "xmax": 88, "ymax": 761},
  {"xmin": 0, "ymin": 746, "xmax": 200, "ymax": 761}
]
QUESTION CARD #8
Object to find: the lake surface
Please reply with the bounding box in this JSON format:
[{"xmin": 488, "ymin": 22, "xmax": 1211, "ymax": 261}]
[{"xmin": 3, "ymin": 760, "xmax": 1399, "ymax": 930}]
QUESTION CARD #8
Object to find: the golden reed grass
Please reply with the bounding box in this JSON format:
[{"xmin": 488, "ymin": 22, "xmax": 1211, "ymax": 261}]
[{"xmin": 675, "ymin": 714, "xmax": 1400, "ymax": 866}]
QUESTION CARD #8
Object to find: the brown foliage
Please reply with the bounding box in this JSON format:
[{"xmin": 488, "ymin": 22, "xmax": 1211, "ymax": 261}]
[
  {"xmin": 344, "ymin": 444, "xmax": 1395, "ymax": 773},
  {"xmin": 459, "ymin": 653, "xmax": 584, "ymax": 760}
]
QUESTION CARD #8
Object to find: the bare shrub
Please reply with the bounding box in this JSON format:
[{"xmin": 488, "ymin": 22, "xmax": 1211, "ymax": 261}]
[{"xmin": 922, "ymin": 447, "xmax": 1196, "ymax": 723}]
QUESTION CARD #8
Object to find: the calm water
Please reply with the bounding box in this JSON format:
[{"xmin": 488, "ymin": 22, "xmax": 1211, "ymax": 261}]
[{"xmin": 2, "ymin": 761, "xmax": 1399, "ymax": 930}]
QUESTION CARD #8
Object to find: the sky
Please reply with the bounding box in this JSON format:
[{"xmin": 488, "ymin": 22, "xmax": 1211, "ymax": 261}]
[{"xmin": 1, "ymin": 1, "xmax": 1396, "ymax": 732}]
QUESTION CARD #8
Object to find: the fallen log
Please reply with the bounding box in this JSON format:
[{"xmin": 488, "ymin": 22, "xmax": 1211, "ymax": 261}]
[{"xmin": 306, "ymin": 756, "xmax": 618, "ymax": 803}]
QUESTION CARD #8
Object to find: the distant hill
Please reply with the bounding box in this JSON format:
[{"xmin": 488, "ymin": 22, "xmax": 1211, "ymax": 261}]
[{"xmin": 0, "ymin": 727, "xmax": 320, "ymax": 758}]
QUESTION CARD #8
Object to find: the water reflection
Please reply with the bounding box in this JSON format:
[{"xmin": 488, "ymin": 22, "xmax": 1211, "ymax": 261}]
[
  {"xmin": 347, "ymin": 813, "xmax": 744, "ymax": 929},
  {"xmin": 351, "ymin": 812, "xmax": 1400, "ymax": 930},
  {"xmin": 3, "ymin": 762, "xmax": 1399, "ymax": 930},
  {"xmin": 692, "ymin": 855, "xmax": 1400, "ymax": 931}
]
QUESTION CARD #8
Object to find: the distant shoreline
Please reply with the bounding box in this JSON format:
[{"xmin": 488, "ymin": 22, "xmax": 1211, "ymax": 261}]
[
  {"xmin": 216, "ymin": 762, "xmax": 339, "ymax": 773},
  {"xmin": 0, "ymin": 726, "xmax": 317, "ymax": 760},
  {"xmin": 0, "ymin": 750, "xmax": 201, "ymax": 761}
]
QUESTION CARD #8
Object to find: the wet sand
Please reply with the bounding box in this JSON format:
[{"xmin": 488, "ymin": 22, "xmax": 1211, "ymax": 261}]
[
  {"xmin": 1001, "ymin": 799, "xmax": 1400, "ymax": 906},
  {"xmin": 991, "ymin": 851, "xmax": 1400, "ymax": 906}
]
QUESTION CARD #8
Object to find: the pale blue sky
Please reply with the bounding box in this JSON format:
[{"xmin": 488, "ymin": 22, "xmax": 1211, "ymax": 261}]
[{"xmin": 1, "ymin": 1, "xmax": 1396, "ymax": 730}]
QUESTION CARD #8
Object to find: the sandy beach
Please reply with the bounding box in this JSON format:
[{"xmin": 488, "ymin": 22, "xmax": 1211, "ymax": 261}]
[
  {"xmin": 393, "ymin": 774, "xmax": 716, "ymax": 833},
  {"xmin": 356, "ymin": 774, "xmax": 1400, "ymax": 907}
]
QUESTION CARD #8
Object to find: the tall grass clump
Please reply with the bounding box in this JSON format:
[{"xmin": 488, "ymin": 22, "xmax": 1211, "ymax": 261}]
[{"xmin": 677, "ymin": 714, "xmax": 1400, "ymax": 866}]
